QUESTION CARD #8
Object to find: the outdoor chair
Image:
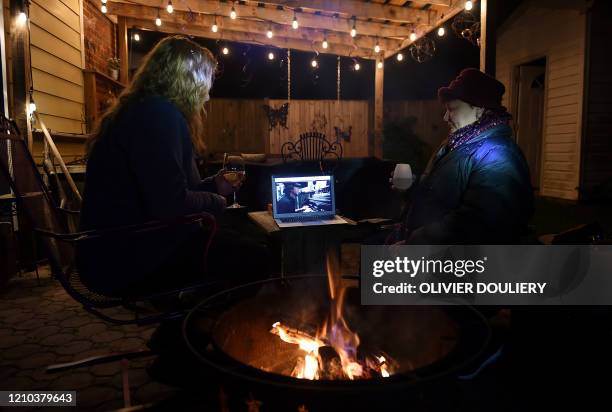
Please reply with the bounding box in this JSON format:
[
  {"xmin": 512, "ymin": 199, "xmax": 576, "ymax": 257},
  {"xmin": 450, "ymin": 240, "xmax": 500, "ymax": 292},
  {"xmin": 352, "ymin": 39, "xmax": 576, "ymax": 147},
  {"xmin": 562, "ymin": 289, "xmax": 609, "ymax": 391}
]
[
  {"xmin": 0, "ymin": 114, "xmax": 217, "ymax": 405},
  {"xmin": 281, "ymin": 131, "xmax": 343, "ymax": 173}
]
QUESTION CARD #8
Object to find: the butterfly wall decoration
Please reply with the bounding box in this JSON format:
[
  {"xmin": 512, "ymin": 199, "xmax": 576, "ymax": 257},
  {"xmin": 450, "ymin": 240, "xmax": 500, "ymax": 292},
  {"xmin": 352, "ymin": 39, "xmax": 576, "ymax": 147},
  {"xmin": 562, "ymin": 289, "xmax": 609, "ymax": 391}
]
[
  {"xmin": 334, "ymin": 126, "xmax": 352, "ymax": 143},
  {"xmin": 263, "ymin": 103, "xmax": 289, "ymax": 131}
]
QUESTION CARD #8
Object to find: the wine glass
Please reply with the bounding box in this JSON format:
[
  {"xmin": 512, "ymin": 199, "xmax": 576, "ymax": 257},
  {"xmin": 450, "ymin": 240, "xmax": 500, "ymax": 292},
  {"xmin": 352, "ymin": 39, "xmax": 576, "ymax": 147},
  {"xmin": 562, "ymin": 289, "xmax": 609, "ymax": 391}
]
[
  {"xmin": 222, "ymin": 153, "xmax": 246, "ymax": 208},
  {"xmin": 392, "ymin": 163, "xmax": 413, "ymax": 190}
]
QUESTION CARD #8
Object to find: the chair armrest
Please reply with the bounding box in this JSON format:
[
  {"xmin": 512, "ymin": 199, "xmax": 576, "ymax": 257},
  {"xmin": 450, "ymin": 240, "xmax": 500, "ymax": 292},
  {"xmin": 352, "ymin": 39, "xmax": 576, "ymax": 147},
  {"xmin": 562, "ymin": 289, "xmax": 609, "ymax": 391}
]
[
  {"xmin": 58, "ymin": 207, "xmax": 80, "ymax": 216},
  {"xmin": 34, "ymin": 212, "xmax": 216, "ymax": 243}
]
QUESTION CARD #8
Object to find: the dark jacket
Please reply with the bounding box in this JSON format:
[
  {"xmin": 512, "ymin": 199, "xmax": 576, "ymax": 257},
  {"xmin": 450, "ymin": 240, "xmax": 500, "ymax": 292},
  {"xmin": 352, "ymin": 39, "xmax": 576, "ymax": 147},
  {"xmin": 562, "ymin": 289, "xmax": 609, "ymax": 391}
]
[
  {"xmin": 77, "ymin": 96, "xmax": 226, "ymax": 295},
  {"xmin": 402, "ymin": 124, "xmax": 533, "ymax": 244},
  {"xmin": 276, "ymin": 194, "xmax": 296, "ymax": 214}
]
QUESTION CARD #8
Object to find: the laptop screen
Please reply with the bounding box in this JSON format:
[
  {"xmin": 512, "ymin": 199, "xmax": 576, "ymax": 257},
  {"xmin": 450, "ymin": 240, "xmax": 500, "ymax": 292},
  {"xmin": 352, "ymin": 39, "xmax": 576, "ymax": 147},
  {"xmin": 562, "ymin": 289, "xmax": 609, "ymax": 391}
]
[{"xmin": 272, "ymin": 175, "xmax": 335, "ymax": 218}]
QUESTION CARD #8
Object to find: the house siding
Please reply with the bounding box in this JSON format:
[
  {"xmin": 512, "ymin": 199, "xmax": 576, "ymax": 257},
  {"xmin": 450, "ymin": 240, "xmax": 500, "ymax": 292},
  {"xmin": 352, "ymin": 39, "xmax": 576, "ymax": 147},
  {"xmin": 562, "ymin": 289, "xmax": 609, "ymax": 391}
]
[{"xmin": 496, "ymin": 2, "xmax": 587, "ymax": 200}]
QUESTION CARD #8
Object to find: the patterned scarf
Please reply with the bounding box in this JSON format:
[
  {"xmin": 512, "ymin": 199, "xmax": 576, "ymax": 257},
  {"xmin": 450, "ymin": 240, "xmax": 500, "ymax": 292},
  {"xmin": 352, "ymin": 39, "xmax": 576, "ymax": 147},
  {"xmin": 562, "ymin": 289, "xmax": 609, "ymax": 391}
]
[{"xmin": 447, "ymin": 109, "xmax": 512, "ymax": 152}]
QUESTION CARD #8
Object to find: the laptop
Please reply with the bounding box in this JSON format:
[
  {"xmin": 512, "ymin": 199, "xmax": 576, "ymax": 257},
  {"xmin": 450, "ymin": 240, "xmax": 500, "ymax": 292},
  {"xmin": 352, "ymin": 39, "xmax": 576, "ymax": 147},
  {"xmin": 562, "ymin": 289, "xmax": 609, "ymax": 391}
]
[{"xmin": 271, "ymin": 175, "xmax": 348, "ymax": 228}]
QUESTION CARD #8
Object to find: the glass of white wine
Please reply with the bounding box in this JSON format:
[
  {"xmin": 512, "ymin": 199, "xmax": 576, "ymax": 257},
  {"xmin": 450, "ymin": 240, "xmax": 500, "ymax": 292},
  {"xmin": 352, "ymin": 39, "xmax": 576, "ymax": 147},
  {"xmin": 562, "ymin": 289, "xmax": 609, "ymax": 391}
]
[
  {"xmin": 392, "ymin": 163, "xmax": 413, "ymax": 190},
  {"xmin": 222, "ymin": 153, "xmax": 246, "ymax": 208}
]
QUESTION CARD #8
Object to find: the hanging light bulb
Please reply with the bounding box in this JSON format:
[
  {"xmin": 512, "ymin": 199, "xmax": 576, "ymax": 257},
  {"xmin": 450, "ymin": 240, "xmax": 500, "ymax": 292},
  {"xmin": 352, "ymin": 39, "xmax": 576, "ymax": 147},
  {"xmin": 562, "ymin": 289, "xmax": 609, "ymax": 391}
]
[
  {"xmin": 212, "ymin": 15, "xmax": 218, "ymax": 32},
  {"xmin": 230, "ymin": 5, "xmax": 237, "ymax": 20},
  {"xmin": 354, "ymin": 62, "xmax": 360, "ymax": 71},
  {"xmin": 101, "ymin": 0, "xmax": 107, "ymax": 3},
  {"xmin": 465, "ymin": 0, "xmax": 473, "ymax": 10},
  {"xmin": 222, "ymin": 46, "xmax": 229, "ymax": 55},
  {"xmin": 28, "ymin": 101, "xmax": 36, "ymax": 115},
  {"xmin": 396, "ymin": 52, "xmax": 403, "ymax": 61},
  {"xmin": 267, "ymin": 27, "xmax": 273, "ymax": 39},
  {"xmin": 17, "ymin": 11, "xmax": 27, "ymax": 24},
  {"xmin": 377, "ymin": 60, "xmax": 383, "ymax": 69},
  {"xmin": 166, "ymin": 0, "xmax": 173, "ymax": 14},
  {"xmin": 350, "ymin": 17, "xmax": 357, "ymax": 37},
  {"xmin": 155, "ymin": 16, "xmax": 162, "ymax": 26},
  {"xmin": 134, "ymin": 33, "xmax": 140, "ymax": 41},
  {"xmin": 437, "ymin": 26, "xmax": 445, "ymax": 37},
  {"xmin": 311, "ymin": 59, "xmax": 318, "ymax": 68},
  {"xmin": 268, "ymin": 51, "xmax": 275, "ymax": 60},
  {"xmin": 322, "ymin": 35, "xmax": 328, "ymax": 49},
  {"xmin": 374, "ymin": 41, "xmax": 381, "ymax": 54},
  {"xmin": 410, "ymin": 30, "xmax": 417, "ymax": 41},
  {"xmin": 292, "ymin": 13, "xmax": 299, "ymax": 29},
  {"xmin": 101, "ymin": 4, "xmax": 107, "ymax": 14}
]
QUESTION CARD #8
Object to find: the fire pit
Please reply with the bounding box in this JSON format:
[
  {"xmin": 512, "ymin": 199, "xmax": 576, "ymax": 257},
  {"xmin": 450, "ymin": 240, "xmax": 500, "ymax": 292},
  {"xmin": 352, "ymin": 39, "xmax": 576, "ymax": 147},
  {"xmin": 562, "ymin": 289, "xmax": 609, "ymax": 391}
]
[{"xmin": 183, "ymin": 275, "xmax": 491, "ymax": 409}]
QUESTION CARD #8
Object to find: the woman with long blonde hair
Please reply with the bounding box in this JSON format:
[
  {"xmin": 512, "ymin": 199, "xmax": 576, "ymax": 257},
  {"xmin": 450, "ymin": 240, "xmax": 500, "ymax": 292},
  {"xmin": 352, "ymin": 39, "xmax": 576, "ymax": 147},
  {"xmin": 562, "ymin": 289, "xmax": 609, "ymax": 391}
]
[{"xmin": 77, "ymin": 36, "xmax": 241, "ymax": 296}]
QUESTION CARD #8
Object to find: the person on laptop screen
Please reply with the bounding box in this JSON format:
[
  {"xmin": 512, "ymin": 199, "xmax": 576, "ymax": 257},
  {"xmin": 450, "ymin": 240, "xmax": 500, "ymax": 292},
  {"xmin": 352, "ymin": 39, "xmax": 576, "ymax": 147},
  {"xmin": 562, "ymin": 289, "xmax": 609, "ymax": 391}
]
[{"xmin": 277, "ymin": 183, "xmax": 300, "ymax": 214}]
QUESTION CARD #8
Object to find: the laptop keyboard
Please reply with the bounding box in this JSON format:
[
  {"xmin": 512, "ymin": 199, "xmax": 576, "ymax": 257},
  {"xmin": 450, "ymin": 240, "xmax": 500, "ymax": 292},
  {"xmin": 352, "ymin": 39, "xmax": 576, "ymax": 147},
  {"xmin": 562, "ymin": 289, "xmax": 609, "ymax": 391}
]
[{"xmin": 279, "ymin": 216, "xmax": 326, "ymax": 223}]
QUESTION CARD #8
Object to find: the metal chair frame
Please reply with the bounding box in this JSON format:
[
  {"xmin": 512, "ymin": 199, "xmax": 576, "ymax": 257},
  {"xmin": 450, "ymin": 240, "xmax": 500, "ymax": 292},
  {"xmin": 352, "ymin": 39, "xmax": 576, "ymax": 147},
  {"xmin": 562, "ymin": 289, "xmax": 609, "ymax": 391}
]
[
  {"xmin": 0, "ymin": 115, "xmax": 217, "ymax": 379},
  {"xmin": 281, "ymin": 131, "xmax": 343, "ymax": 172}
]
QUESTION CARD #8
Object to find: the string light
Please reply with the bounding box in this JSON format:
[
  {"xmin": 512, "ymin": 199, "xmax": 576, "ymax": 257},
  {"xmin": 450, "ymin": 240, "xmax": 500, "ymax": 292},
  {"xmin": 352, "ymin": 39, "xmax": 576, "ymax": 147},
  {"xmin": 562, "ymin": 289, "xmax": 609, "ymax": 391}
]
[
  {"xmin": 350, "ymin": 18, "xmax": 357, "ymax": 37},
  {"xmin": 230, "ymin": 5, "xmax": 237, "ymax": 20},
  {"xmin": 465, "ymin": 0, "xmax": 473, "ymax": 10},
  {"xmin": 437, "ymin": 26, "xmax": 445, "ymax": 36},
  {"xmin": 377, "ymin": 60, "xmax": 383, "ymax": 69},
  {"xmin": 100, "ymin": 3, "xmax": 107, "ymax": 14},
  {"xmin": 268, "ymin": 51, "xmax": 275, "ymax": 60},
  {"xmin": 266, "ymin": 26, "xmax": 273, "ymax": 39},
  {"xmin": 311, "ymin": 59, "xmax": 318, "ymax": 68},
  {"xmin": 166, "ymin": 0, "xmax": 173, "ymax": 14},
  {"xmin": 354, "ymin": 62, "xmax": 360, "ymax": 71},
  {"xmin": 133, "ymin": 33, "xmax": 140, "ymax": 41},
  {"xmin": 410, "ymin": 30, "xmax": 417, "ymax": 41},
  {"xmin": 292, "ymin": 12, "xmax": 299, "ymax": 29},
  {"xmin": 27, "ymin": 89, "xmax": 36, "ymax": 116},
  {"xmin": 374, "ymin": 39, "xmax": 381, "ymax": 53},
  {"xmin": 211, "ymin": 16, "xmax": 218, "ymax": 33},
  {"xmin": 101, "ymin": 0, "xmax": 107, "ymax": 3},
  {"xmin": 17, "ymin": 11, "xmax": 27, "ymax": 24},
  {"xmin": 222, "ymin": 46, "xmax": 229, "ymax": 55},
  {"xmin": 322, "ymin": 34, "xmax": 328, "ymax": 49},
  {"xmin": 396, "ymin": 52, "xmax": 404, "ymax": 61},
  {"xmin": 155, "ymin": 16, "xmax": 162, "ymax": 26}
]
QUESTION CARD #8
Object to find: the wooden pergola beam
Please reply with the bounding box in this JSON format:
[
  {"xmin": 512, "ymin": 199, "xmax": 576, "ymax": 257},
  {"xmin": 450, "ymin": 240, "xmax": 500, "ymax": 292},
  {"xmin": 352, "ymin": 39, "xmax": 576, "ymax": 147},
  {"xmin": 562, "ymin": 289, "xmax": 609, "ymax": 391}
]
[
  {"xmin": 383, "ymin": 3, "xmax": 465, "ymax": 58},
  {"xmin": 127, "ymin": 18, "xmax": 377, "ymax": 59},
  {"xmin": 275, "ymin": 0, "xmax": 445, "ymax": 22},
  {"xmin": 110, "ymin": 0, "xmax": 425, "ymax": 38},
  {"xmin": 108, "ymin": 2, "xmax": 401, "ymax": 53}
]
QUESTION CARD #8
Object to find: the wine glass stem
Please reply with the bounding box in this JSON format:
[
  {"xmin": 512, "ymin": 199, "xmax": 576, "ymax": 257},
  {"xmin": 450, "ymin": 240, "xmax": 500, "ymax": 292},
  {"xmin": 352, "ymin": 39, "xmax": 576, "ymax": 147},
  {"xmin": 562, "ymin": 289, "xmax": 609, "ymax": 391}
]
[{"xmin": 233, "ymin": 191, "xmax": 237, "ymax": 206}]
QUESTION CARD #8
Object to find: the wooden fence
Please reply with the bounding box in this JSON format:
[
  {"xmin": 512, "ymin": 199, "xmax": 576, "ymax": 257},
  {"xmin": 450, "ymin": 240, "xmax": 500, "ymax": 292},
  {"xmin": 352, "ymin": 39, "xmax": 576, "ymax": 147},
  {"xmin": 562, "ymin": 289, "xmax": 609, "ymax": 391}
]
[{"xmin": 203, "ymin": 98, "xmax": 448, "ymax": 158}]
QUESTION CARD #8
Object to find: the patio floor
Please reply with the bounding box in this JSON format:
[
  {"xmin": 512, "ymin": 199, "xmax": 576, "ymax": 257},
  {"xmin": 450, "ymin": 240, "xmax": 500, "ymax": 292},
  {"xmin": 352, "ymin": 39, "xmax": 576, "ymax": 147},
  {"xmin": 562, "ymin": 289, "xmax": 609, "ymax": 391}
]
[{"xmin": 0, "ymin": 266, "xmax": 177, "ymax": 411}]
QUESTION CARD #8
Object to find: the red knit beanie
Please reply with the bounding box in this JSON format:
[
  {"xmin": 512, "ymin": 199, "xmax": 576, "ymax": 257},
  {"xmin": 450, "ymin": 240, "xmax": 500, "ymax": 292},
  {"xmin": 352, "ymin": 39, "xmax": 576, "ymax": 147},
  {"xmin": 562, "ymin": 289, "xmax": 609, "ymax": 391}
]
[{"xmin": 438, "ymin": 68, "xmax": 506, "ymax": 111}]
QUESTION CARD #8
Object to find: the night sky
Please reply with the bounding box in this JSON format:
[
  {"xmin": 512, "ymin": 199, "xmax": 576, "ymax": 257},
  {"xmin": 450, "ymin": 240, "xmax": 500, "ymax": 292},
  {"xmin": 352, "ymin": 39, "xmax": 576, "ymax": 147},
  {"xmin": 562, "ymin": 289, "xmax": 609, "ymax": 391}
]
[{"xmin": 127, "ymin": 15, "xmax": 482, "ymax": 101}]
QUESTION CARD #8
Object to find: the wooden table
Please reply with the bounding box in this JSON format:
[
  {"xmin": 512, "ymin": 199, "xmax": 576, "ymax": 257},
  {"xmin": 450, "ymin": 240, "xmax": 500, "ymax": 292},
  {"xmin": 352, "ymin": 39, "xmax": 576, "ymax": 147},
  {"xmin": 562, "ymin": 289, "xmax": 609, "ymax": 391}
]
[{"xmin": 248, "ymin": 211, "xmax": 365, "ymax": 279}]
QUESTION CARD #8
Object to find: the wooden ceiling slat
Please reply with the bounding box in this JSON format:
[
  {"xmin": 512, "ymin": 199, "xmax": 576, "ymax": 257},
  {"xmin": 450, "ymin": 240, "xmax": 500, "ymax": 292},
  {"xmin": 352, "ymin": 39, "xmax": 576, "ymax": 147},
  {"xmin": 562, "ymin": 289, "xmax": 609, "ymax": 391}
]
[
  {"xmin": 110, "ymin": 0, "xmax": 430, "ymax": 37},
  {"xmin": 273, "ymin": 0, "xmax": 437, "ymax": 22},
  {"xmin": 127, "ymin": 18, "xmax": 378, "ymax": 59}
]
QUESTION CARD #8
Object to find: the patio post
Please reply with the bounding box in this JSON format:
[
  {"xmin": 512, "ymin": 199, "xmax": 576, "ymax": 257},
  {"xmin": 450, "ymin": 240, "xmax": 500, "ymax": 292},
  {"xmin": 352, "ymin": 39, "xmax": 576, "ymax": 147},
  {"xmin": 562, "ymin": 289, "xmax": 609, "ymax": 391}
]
[
  {"xmin": 118, "ymin": 16, "xmax": 129, "ymax": 84},
  {"xmin": 374, "ymin": 61, "xmax": 384, "ymax": 158}
]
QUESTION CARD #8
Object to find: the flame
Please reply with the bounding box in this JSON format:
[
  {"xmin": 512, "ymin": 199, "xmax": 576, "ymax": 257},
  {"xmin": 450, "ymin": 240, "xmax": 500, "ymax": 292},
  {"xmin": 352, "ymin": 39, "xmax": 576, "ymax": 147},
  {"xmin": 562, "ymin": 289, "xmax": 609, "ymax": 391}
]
[
  {"xmin": 272, "ymin": 322, "xmax": 323, "ymax": 380},
  {"xmin": 269, "ymin": 250, "xmax": 396, "ymax": 380}
]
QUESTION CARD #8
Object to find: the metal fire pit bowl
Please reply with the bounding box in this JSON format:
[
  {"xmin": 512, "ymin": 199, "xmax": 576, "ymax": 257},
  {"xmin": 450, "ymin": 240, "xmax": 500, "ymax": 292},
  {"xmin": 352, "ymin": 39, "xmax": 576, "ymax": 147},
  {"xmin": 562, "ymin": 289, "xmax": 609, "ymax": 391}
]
[{"xmin": 183, "ymin": 275, "xmax": 491, "ymax": 395}]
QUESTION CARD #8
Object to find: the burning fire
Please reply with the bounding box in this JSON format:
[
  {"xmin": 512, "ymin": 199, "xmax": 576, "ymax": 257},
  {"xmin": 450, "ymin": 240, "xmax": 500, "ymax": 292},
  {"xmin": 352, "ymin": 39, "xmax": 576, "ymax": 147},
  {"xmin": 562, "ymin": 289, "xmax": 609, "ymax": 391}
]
[{"xmin": 270, "ymin": 251, "xmax": 397, "ymax": 380}]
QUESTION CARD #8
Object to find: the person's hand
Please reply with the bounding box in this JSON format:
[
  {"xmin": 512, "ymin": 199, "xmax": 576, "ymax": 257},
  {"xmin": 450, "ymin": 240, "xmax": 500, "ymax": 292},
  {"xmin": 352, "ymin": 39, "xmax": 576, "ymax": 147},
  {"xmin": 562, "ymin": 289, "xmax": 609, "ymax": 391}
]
[{"xmin": 214, "ymin": 171, "xmax": 241, "ymax": 197}]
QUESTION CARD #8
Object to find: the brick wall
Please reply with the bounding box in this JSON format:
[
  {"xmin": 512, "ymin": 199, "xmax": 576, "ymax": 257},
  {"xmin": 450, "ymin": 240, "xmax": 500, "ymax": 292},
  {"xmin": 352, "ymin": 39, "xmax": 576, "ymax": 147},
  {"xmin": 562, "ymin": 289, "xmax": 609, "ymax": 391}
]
[{"xmin": 83, "ymin": 0, "xmax": 116, "ymax": 75}]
